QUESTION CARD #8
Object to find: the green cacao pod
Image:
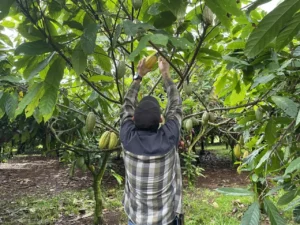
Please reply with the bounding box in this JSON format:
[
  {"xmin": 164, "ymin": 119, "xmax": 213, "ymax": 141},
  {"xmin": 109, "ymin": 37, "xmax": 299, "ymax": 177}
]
[
  {"xmin": 209, "ymin": 112, "xmax": 216, "ymax": 122},
  {"xmin": 185, "ymin": 119, "xmax": 193, "ymax": 131},
  {"xmin": 255, "ymin": 108, "xmax": 263, "ymax": 121},
  {"xmin": 191, "ymin": 117, "xmax": 199, "ymax": 126},
  {"xmin": 132, "ymin": 0, "xmax": 143, "ymax": 10},
  {"xmin": 202, "ymin": 112, "xmax": 210, "ymax": 125},
  {"xmin": 233, "ymin": 144, "xmax": 241, "ymax": 159},
  {"xmin": 239, "ymin": 135, "xmax": 244, "ymax": 145},
  {"xmin": 116, "ymin": 61, "xmax": 126, "ymax": 79},
  {"xmin": 85, "ymin": 112, "xmax": 96, "ymax": 133},
  {"xmin": 203, "ymin": 6, "xmax": 214, "ymax": 25},
  {"xmin": 99, "ymin": 131, "xmax": 110, "ymax": 149},
  {"xmin": 76, "ymin": 157, "xmax": 85, "ymax": 169},
  {"xmin": 183, "ymin": 82, "xmax": 193, "ymax": 95},
  {"xmin": 108, "ymin": 132, "xmax": 118, "ymax": 149}
]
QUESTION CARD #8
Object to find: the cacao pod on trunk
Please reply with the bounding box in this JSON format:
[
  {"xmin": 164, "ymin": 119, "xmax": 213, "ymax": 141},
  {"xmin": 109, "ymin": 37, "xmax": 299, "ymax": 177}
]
[
  {"xmin": 185, "ymin": 119, "xmax": 193, "ymax": 131},
  {"xmin": 85, "ymin": 112, "xmax": 96, "ymax": 133},
  {"xmin": 255, "ymin": 108, "xmax": 263, "ymax": 121},
  {"xmin": 99, "ymin": 131, "xmax": 110, "ymax": 149},
  {"xmin": 116, "ymin": 61, "xmax": 126, "ymax": 79},
  {"xmin": 233, "ymin": 144, "xmax": 241, "ymax": 158},
  {"xmin": 209, "ymin": 112, "xmax": 216, "ymax": 122},
  {"xmin": 183, "ymin": 82, "xmax": 193, "ymax": 95},
  {"xmin": 203, "ymin": 6, "xmax": 214, "ymax": 25}
]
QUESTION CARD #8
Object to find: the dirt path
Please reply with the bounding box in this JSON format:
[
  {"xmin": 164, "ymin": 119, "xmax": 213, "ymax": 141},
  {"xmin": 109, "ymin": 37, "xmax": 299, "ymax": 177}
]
[{"xmin": 0, "ymin": 153, "xmax": 249, "ymax": 224}]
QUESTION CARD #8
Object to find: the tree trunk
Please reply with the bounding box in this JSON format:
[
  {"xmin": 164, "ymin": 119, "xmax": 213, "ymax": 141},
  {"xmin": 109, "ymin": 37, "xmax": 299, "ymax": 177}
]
[{"xmin": 93, "ymin": 175, "xmax": 103, "ymax": 225}]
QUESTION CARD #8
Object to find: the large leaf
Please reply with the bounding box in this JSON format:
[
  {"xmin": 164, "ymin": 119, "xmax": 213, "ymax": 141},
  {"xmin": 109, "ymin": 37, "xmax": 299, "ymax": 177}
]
[
  {"xmin": 263, "ymin": 198, "xmax": 286, "ymax": 225},
  {"xmin": 0, "ymin": 76, "xmax": 23, "ymax": 83},
  {"xmin": 15, "ymin": 40, "xmax": 54, "ymax": 56},
  {"xmin": 129, "ymin": 34, "xmax": 169, "ymax": 60},
  {"xmin": 161, "ymin": 0, "xmax": 188, "ymax": 20},
  {"xmin": 215, "ymin": 187, "xmax": 254, "ymax": 196},
  {"xmin": 256, "ymin": 150, "xmax": 272, "ymax": 169},
  {"xmin": 245, "ymin": 0, "xmax": 300, "ymax": 58},
  {"xmin": 276, "ymin": 13, "xmax": 300, "ymax": 50},
  {"xmin": 265, "ymin": 118, "xmax": 276, "ymax": 145},
  {"xmin": 23, "ymin": 53, "xmax": 55, "ymax": 81},
  {"xmin": 241, "ymin": 202, "xmax": 260, "ymax": 225},
  {"xmin": 0, "ymin": 0, "xmax": 15, "ymax": 20},
  {"xmin": 93, "ymin": 46, "xmax": 111, "ymax": 72},
  {"xmin": 293, "ymin": 205, "xmax": 300, "ymax": 223},
  {"xmin": 251, "ymin": 74, "xmax": 275, "ymax": 89},
  {"xmin": 72, "ymin": 43, "xmax": 87, "ymax": 75},
  {"xmin": 296, "ymin": 109, "xmax": 300, "ymax": 127},
  {"xmin": 285, "ymin": 157, "xmax": 300, "ymax": 175},
  {"xmin": 205, "ymin": 0, "xmax": 231, "ymax": 29},
  {"xmin": 5, "ymin": 93, "xmax": 18, "ymax": 120},
  {"xmin": 88, "ymin": 75, "xmax": 114, "ymax": 82},
  {"xmin": 271, "ymin": 96, "xmax": 299, "ymax": 118},
  {"xmin": 15, "ymin": 83, "xmax": 44, "ymax": 116},
  {"xmin": 25, "ymin": 85, "xmax": 45, "ymax": 118},
  {"xmin": 153, "ymin": 11, "xmax": 177, "ymax": 29},
  {"xmin": 80, "ymin": 23, "xmax": 98, "ymax": 54},
  {"xmin": 278, "ymin": 190, "xmax": 298, "ymax": 205},
  {"xmin": 123, "ymin": 20, "xmax": 154, "ymax": 36},
  {"xmin": 39, "ymin": 58, "xmax": 65, "ymax": 120}
]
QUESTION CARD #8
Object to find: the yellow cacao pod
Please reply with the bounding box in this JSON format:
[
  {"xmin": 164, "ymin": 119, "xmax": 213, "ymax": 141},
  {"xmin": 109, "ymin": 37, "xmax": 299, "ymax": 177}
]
[
  {"xmin": 234, "ymin": 144, "xmax": 241, "ymax": 159},
  {"xmin": 145, "ymin": 53, "xmax": 157, "ymax": 69},
  {"xmin": 116, "ymin": 61, "xmax": 126, "ymax": 79},
  {"xmin": 185, "ymin": 118, "xmax": 193, "ymax": 131},
  {"xmin": 243, "ymin": 150, "xmax": 249, "ymax": 159},
  {"xmin": 202, "ymin": 112, "xmax": 210, "ymax": 125},
  {"xmin": 85, "ymin": 112, "xmax": 96, "ymax": 133},
  {"xmin": 99, "ymin": 131, "xmax": 110, "ymax": 149},
  {"xmin": 108, "ymin": 132, "xmax": 118, "ymax": 149},
  {"xmin": 255, "ymin": 108, "xmax": 263, "ymax": 121},
  {"xmin": 209, "ymin": 112, "xmax": 216, "ymax": 122},
  {"xmin": 183, "ymin": 82, "xmax": 193, "ymax": 95},
  {"xmin": 132, "ymin": 0, "xmax": 143, "ymax": 10}
]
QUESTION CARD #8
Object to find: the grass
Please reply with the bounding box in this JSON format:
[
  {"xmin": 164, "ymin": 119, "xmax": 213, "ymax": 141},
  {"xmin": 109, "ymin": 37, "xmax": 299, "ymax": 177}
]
[{"xmin": 1, "ymin": 185, "xmax": 297, "ymax": 225}]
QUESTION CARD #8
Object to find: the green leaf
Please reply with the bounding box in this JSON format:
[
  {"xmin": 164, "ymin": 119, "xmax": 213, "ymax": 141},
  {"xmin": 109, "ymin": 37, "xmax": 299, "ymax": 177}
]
[
  {"xmin": 215, "ymin": 187, "xmax": 254, "ymax": 196},
  {"xmin": 218, "ymin": 0, "xmax": 242, "ymax": 16},
  {"xmin": 223, "ymin": 55, "xmax": 250, "ymax": 65},
  {"xmin": 278, "ymin": 190, "xmax": 298, "ymax": 205},
  {"xmin": 39, "ymin": 58, "xmax": 65, "ymax": 120},
  {"xmin": 88, "ymin": 75, "xmax": 114, "ymax": 82},
  {"xmin": 93, "ymin": 46, "xmax": 111, "ymax": 72},
  {"xmin": 251, "ymin": 74, "xmax": 275, "ymax": 89},
  {"xmin": 5, "ymin": 93, "xmax": 18, "ymax": 120},
  {"xmin": 123, "ymin": 20, "xmax": 154, "ymax": 36},
  {"xmin": 161, "ymin": 0, "xmax": 188, "ymax": 20},
  {"xmin": 263, "ymin": 198, "xmax": 286, "ymax": 225},
  {"xmin": 15, "ymin": 40, "xmax": 54, "ymax": 56},
  {"xmin": 241, "ymin": 202, "xmax": 260, "ymax": 225},
  {"xmin": 153, "ymin": 11, "xmax": 177, "ymax": 29},
  {"xmin": 0, "ymin": 0, "xmax": 15, "ymax": 20},
  {"xmin": 200, "ymin": 48, "xmax": 222, "ymax": 58},
  {"xmin": 80, "ymin": 23, "xmax": 98, "ymax": 54},
  {"xmin": 15, "ymin": 83, "xmax": 44, "ymax": 116},
  {"xmin": 227, "ymin": 40, "xmax": 246, "ymax": 50},
  {"xmin": 285, "ymin": 157, "xmax": 300, "ymax": 175},
  {"xmin": 256, "ymin": 150, "xmax": 272, "ymax": 169},
  {"xmin": 245, "ymin": 0, "xmax": 300, "ymax": 58},
  {"xmin": 25, "ymin": 85, "xmax": 45, "ymax": 118},
  {"xmin": 265, "ymin": 118, "xmax": 276, "ymax": 145},
  {"xmin": 271, "ymin": 96, "xmax": 299, "ymax": 118},
  {"xmin": 129, "ymin": 34, "xmax": 168, "ymax": 60},
  {"xmin": 72, "ymin": 43, "xmax": 87, "ymax": 75},
  {"xmin": 296, "ymin": 110, "xmax": 300, "ymax": 127},
  {"xmin": 246, "ymin": 0, "xmax": 271, "ymax": 14},
  {"xmin": 24, "ymin": 53, "xmax": 55, "ymax": 81},
  {"xmin": 169, "ymin": 37, "xmax": 193, "ymax": 50},
  {"xmin": 293, "ymin": 205, "xmax": 300, "ymax": 223},
  {"xmin": 276, "ymin": 13, "xmax": 300, "ymax": 50},
  {"xmin": 0, "ymin": 76, "xmax": 23, "ymax": 83},
  {"xmin": 112, "ymin": 24, "xmax": 122, "ymax": 48},
  {"xmin": 205, "ymin": 0, "xmax": 231, "ymax": 29}
]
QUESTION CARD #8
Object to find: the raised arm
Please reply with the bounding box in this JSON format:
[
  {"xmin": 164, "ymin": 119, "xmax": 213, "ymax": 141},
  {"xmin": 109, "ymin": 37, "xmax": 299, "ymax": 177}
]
[
  {"xmin": 158, "ymin": 57, "xmax": 182, "ymax": 127},
  {"xmin": 120, "ymin": 59, "xmax": 151, "ymax": 126}
]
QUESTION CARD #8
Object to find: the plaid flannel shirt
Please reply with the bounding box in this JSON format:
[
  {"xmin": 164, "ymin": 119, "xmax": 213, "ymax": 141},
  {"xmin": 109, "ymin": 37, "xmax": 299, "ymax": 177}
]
[{"xmin": 120, "ymin": 78, "xmax": 183, "ymax": 225}]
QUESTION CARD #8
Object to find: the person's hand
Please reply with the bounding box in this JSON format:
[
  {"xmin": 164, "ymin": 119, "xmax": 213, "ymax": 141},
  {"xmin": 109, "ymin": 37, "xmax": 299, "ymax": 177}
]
[
  {"xmin": 137, "ymin": 58, "xmax": 151, "ymax": 77},
  {"xmin": 158, "ymin": 56, "xmax": 170, "ymax": 78}
]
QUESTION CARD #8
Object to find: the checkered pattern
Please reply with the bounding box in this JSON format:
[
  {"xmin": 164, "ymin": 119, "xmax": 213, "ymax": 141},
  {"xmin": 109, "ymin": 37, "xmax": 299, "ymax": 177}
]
[{"xmin": 120, "ymin": 79, "xmax": 183, "ymax": 225}]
